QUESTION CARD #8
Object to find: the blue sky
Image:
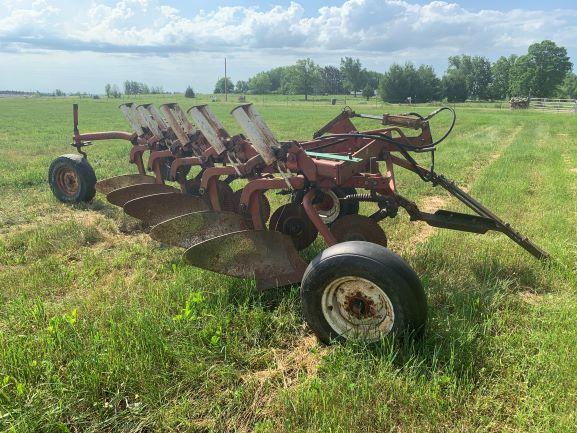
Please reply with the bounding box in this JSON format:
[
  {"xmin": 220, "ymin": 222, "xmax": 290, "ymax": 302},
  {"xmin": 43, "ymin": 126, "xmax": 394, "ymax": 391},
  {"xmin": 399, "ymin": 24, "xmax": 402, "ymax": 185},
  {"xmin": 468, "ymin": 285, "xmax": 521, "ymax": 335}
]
[
  {"xmin": 167, "ymin": 0, "xmax": 577, "ymax": 14},
  {"xmin": 1, "ymin": 0, "xmax": 576, "ymax": 93}
]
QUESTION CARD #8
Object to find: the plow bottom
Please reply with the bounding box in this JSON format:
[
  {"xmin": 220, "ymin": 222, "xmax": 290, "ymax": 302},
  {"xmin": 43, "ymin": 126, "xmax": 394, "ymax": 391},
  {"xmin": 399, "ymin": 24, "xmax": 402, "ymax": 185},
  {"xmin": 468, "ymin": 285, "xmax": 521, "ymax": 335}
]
[
  {"xmin": 123, "ymin": 192, "xmax": 209, "ymax": 226},
  {"xmin": 150, "ymin": 211, "xmax": 248, "ymax": 249},
  {"xmin": 95, "ymin": 174, "xmax": 156, "ymax": 195},
  {"xmin": 183, "ymin": 229, "xmax": 308, "ymax": 290},
  {"xmin": 106, "ymin": 183, "xmax": 179, "ymax": 207}
]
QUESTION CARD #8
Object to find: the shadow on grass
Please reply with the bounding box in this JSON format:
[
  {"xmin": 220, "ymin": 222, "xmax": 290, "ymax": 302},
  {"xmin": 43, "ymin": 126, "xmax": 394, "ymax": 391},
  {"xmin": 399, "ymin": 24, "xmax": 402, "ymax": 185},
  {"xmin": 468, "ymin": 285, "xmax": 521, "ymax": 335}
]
[
  {"xmin": 379, "ymin": 245, "xmax": 557, "ymax": 386},
  {"xmin": 109, "ymin": 208, "xmax": 555, "ymax": 389},
  {"xmin": 82, "ymin": 198, "xmax": 149, "ymax": 234}
]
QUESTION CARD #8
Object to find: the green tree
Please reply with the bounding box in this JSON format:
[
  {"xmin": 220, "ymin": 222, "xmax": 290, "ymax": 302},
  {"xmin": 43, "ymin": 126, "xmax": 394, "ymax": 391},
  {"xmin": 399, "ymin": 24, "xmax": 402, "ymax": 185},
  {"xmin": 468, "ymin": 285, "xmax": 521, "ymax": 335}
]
[
  {"xmin": 362, "ymin": 84, "xmax": 374, "ymax": 100},
  {"xmin": 184, "ymin": 86, "xmax": 195, "ymax": 98},
  {"xmin": 442, "ymin": 70, "xmax": 468, "ymax": 102},
  {"xmin": 235, "ymin": 80, "xmax": 248, "ymax": 94},
  {"xmin": 284, "ymin": 58, "xmax": 320, "ymax": 100},
  {"xmin": 123, "ymin": 80, "xmax": 150, "ymax": 95},
  {"xmin": 415, "ymin": 65, "xmax": 441, "ymax": 102},
  {"xmin": 508, "ymin": 55, "xmax": 535, "ymax": 96},
  {"xmin": 489, "ymin": 55, "xmax": 517, "ymax": 100},
  {"xmin": 556, "ymin": 72, "xmax": 577, "ymax": 99},
  {"xmin": 111, "ymin": 85, "xmax": 120, "ymax": 98},
  {"xmin": 379, "ymin": 63, "xmax": 439, "ymax": 103},
  {"xmin": 379, "ymin": 63, "xmax": 417, "ymax": 103},
  {"xmin": 364, "ymin": 70, "xmax": 384, "ymax": 92},
  {"xmin": 319, "ymin": 65, "xmax": 344, "ymax": 94},
  {"xmin": 214, "ymin": 77, "xmax": 234, "ymax": 94},
  {"xmin": 266, "ymin": 67, "xmax": 287, "ymax": 92},
  {"xmin": 248, "ymin": 72, "xmax": 272, "ymax": 94},
  {"xmin": 447, "ymin": 55, "xmax": 492, "ymax": 99},
  {"xmin": 509, "ymin": 40, "xmax": 572, "ymax": 97},
  {"xmin": 105, "ymin": 84, "xmax": 112, "ymax": 98},
  {"xmin": 340, "ymin": 57, "xmax": 366, "ymax": 96}
]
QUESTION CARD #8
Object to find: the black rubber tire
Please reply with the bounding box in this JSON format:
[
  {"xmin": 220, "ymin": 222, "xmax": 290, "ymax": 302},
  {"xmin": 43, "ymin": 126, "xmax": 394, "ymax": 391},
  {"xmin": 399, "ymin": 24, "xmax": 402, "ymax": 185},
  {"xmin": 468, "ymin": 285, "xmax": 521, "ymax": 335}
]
[
  {"xmin": 48, "ymin": 154, "xmax": 97, "ymax": 203},
  {"xmin": 301, "ymin": 241, "xmax": 427, "ymax": 344}
]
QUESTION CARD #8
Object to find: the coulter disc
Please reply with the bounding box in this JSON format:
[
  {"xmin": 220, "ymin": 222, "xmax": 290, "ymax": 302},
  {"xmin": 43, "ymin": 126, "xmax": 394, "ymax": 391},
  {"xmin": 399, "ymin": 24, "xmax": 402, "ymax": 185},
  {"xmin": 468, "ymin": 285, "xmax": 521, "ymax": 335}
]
[
  {"xmin": 183, "ymin": 229, "xmax": 307, "ymax": 289},
  {"xmin": 123, "ymin": 192, "xmax": 209, "ymax": 225},
  {"xmin": 330, "ymin": 214, "xmax": 388, "ymax": 247},
  {"xmin": 95, "ymin": 174, "xmax": 156, "ymax": 195},
  {"xmin": 269, "ymin": 203, "xmax": 318, "ymax": 251},
  {"xmin": 106, "ymin": 183, "xmax": 179, "ymax": 207},
  {"xmin": 149, "ymin": 211, "xmax": 248, "ymax": 249}
]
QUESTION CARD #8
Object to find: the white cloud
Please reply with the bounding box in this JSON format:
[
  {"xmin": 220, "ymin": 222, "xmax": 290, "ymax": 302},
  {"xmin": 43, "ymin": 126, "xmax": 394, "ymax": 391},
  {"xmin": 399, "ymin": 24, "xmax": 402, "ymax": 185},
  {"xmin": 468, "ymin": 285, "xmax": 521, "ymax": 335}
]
[
  {"xmin": 1, "ymin": 0, "xmax": 576, "ymax": 57},
  {"xmin": 0, "ymin": 0, "xmax": 58, "ymax": 37},
  {"xmin": 1, "ymin": 0, "xmax": 577, "ymax": 94}
]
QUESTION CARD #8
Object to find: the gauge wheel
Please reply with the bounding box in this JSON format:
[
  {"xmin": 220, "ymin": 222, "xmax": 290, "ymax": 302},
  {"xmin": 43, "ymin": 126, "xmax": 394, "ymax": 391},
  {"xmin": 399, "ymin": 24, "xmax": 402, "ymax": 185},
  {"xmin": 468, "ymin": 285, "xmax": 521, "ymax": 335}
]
[
  {"xmin": 301, "ymin": 241, "xmax": 427, "ymax": 344},
  {"xmin": 48, "ymin": 154, "xmax": 96, "ymax": 203}
]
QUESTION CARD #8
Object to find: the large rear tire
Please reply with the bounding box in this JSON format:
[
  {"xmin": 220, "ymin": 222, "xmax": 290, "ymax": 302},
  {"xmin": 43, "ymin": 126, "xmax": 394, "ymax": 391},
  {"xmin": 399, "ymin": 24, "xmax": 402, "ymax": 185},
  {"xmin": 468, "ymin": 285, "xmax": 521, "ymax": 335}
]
[
  {"xmin": 301, "ymin": 241, "xmax": 427, "ymax": 344},
  {"xmin": 48, "ymin": 154, "xmax": 96, "ymax": 203}
]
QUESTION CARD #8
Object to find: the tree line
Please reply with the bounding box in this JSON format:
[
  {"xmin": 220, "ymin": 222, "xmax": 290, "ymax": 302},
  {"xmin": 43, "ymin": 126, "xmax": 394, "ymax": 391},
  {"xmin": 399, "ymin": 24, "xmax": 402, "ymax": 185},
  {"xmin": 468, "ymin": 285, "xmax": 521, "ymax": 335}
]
[
  {"xmin": 214, "ymin": 57, "xmax": 377, "ymax": 101},
  {"xmin": 215, "ymin": 40, "xmax": 575, "ymax": 102},
  {"xmin": 104, "ymin": 81, "xmax": 166, "ymax": 98}
]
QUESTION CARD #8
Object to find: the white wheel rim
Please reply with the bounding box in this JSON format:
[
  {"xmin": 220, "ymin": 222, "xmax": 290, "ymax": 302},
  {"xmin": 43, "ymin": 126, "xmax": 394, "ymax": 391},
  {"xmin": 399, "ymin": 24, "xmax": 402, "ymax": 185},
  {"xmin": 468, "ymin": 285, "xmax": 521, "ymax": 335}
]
[
  {"xmin": 321, "ymin": 276, "xmax": 395, "ymax": 342},
  {"xmin": 316, "ymin": 189, "xmax": 340, "ymax": 224}
]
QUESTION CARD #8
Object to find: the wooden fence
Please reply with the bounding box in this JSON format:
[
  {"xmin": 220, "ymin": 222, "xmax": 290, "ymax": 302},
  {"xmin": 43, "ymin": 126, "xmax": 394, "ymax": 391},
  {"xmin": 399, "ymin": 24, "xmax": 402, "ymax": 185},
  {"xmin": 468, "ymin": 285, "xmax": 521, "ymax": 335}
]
[{"xmin": 529, "ymin": 98, "xmax": 577, "ymax": 113}]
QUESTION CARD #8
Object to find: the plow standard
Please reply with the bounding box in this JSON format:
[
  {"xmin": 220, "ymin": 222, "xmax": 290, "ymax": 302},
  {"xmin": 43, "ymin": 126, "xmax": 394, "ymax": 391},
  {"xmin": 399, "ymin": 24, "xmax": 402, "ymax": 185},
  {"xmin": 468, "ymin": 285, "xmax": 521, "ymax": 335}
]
[{"xmin": 48, "ymin": 102, "xmax": 549, "ymax": 343}]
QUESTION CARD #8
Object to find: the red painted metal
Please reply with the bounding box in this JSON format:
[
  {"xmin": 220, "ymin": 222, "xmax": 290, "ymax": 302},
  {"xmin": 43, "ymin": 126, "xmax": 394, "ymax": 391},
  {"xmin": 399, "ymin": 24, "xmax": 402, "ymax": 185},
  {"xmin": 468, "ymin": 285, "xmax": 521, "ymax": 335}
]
[
  {"xmin": 302, "ymin": 189, "xmax": 337, "ymax": 246},
  {"xmin": 63, "ymin": 102, "xmax": 549, "ymax": 285}
]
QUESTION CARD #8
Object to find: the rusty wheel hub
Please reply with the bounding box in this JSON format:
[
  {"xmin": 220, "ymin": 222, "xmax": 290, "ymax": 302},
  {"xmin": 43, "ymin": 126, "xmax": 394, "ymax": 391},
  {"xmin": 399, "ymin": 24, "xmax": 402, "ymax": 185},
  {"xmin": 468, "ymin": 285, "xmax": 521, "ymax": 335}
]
[
  {"xmin": 321, "ymin": 276, "xmax": 394, "ymax": 341},
  {"xmin": 55, "ymin": 167, "xmax": 79, "ymax": 197}
]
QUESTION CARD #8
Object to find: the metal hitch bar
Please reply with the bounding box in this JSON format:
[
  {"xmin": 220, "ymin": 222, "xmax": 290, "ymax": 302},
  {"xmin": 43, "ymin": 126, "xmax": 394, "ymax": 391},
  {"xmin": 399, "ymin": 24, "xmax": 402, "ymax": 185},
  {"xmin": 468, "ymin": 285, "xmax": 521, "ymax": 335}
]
[{"xmin": 398, "ymin": 173, "xmax": 550, "ymax": 260}]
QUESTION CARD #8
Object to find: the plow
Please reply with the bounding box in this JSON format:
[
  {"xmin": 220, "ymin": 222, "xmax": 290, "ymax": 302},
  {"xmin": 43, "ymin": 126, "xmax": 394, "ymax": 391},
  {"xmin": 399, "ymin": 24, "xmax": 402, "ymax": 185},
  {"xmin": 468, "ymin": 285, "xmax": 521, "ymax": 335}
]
[{"xmin": 48, "ymin": 101, "xmax": 549, "ymax": 343}]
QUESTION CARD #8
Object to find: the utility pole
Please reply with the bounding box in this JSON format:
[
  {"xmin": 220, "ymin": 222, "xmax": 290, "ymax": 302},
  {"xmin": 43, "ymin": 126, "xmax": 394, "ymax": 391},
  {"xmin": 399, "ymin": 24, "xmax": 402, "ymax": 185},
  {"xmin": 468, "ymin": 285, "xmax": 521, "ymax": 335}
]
[{"xmin": 224, "ymin": 57, "xmax": 228, "ymax": 102}]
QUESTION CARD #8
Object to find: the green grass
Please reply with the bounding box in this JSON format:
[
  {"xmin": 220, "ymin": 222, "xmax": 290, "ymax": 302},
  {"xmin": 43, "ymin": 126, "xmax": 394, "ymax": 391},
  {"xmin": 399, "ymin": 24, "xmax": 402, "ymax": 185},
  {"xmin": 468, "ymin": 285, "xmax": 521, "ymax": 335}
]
[{"xmin": 0, "ymin": 95, "xmax": 576, "ymax": 432}]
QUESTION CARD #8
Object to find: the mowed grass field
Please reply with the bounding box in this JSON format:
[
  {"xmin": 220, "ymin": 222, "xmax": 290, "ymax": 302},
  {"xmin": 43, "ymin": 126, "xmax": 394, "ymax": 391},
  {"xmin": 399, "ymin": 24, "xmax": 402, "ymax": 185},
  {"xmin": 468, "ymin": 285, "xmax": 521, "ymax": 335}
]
[{"xmin": 0, "ymin": 95, "xmax": 576, "ymax": 433}]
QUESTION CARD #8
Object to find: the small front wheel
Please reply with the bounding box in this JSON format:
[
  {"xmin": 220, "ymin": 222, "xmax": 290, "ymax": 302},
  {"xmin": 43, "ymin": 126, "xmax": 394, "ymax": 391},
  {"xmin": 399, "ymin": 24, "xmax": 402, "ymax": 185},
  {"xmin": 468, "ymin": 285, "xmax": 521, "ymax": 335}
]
[
  {"xmin": 301, "ymin": 241, "xmax": 427, "ymax": 344},
  {"xmin": 48, "ymin": 154, "xmax": 97, "ymax": 203}
]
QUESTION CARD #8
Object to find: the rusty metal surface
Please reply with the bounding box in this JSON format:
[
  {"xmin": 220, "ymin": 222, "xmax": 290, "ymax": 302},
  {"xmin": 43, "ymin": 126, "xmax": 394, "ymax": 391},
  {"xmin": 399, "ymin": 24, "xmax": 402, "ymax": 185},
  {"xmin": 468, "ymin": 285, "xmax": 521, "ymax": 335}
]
[
  {"xmin": 106, "ymin": 183, "xmax": 178, "ymax": 207},
  {"xmin": 232, "ymin": 189, "xmax": 270, "ymax": 223},
  {"xmin": 321, "ymin": 275, "xmax": 395, "ymax": 341},
  {"xmin": 303, "ymin": 189, "xmax": 337, "ymax": 246},
  {"xmin": 231, "ymin": 104, "xmax": 279, "ymax": 165},
  {"xmin": 150, "ymin": 211, "xmax": 248, "ymax": 249},
  {"xmin": 269, "ymin": 203, "xmax": 317, "ymax": 251},
  {"xmin": 330, "ymin": 215, "xmax": 388, "ymax": 247},
  {"xmin": 183, "ymin": 229, "xmax": 307, "ymax": 289},
  {"xmin": 55, "ymin": 165, "xmax": 80, "ymax": 196},
  {"xmin": 95, "ymin": 174, "xmax": 156, "ymax": 195},
  {"xmin": 123, "ymin": 192, "xmax": 209, "ymax": 225},
  {"xmin": 65, "ymin": 101, "xmax": 549, "ymax": 276},
  {"xmin": 187, "ymin": 105, "xmax": 228, "ymax": 154},
  {"xmin": 210, "ymin": 180, "xmax": 236, "ymax": 213}
]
